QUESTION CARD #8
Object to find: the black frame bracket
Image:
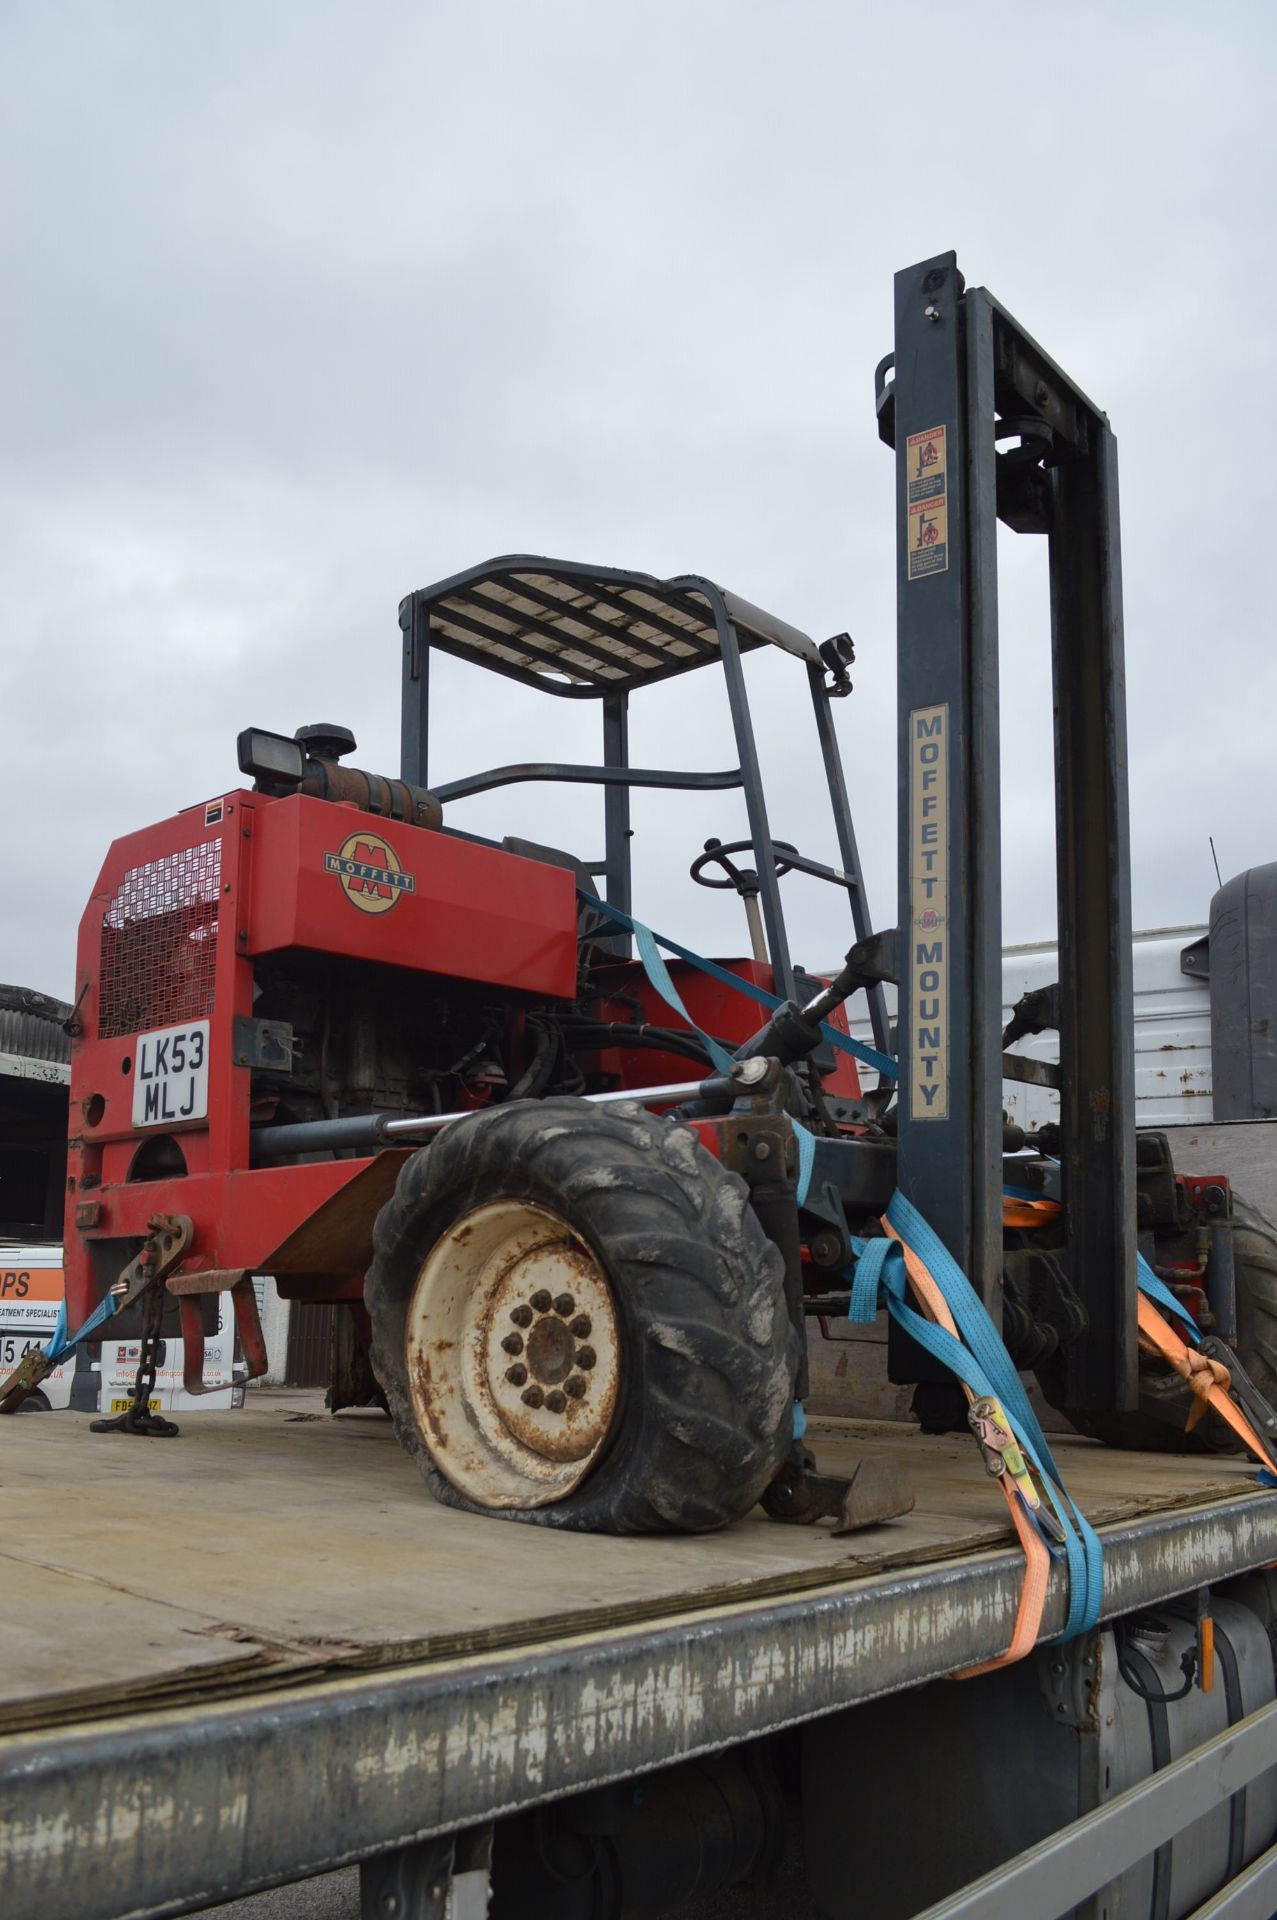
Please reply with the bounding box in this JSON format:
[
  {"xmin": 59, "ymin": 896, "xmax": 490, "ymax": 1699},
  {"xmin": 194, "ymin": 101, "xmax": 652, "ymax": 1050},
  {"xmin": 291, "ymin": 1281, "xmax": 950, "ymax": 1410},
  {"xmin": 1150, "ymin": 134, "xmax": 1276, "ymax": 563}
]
[{"xmin": 886, "ymin": 251, "xmax": 1137, "ymax": 1412}]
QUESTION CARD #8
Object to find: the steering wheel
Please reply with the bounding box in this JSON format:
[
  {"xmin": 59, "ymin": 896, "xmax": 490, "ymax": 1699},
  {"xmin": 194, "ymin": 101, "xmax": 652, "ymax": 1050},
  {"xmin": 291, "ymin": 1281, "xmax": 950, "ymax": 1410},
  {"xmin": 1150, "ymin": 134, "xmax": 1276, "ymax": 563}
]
[{"xmin": 689, "ymin": 837, "xmax": 799, "ymax": 894}]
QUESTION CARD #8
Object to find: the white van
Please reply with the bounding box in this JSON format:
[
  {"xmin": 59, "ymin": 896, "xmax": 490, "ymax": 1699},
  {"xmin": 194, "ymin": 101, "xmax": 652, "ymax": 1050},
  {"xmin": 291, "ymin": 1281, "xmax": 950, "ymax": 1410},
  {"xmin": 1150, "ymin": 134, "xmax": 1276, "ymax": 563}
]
[
  {"xmin": 0, "ymin": 1247, "xmax": 76, "ymax": 1410},
  {"xmin": 0, "ymin": 1244, "xmax": 243, "ymax": 1414},
  {"xmin": 848, "ymin": 924, "xmax": 1213, "ymax": 1131}
]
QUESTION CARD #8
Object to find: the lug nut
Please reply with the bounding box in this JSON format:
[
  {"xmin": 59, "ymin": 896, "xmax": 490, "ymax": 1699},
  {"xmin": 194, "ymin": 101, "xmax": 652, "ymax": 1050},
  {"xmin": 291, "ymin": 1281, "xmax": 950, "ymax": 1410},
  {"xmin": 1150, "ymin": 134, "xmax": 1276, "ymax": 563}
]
[
  {"xmin": 545, "ymin": 1389, "xmax": 567, "ymax": 1413},
  {"xmin": 501, "ymin": 1332, "xmax": 524, "ymax": 1355},
  {"xmin": 521, "ymin": 1384, "xmax": 544, "ymax": 1408},
  {"xmin": 564, "ymin": 1374, "xmax": 587, "ymax": 1399},
  {"xmin": 575, "ymin": 1347, "xmax": 596, "ymax": 1370},
  {"xmin": 569, "ymin": 1314, "xmax": 592, "ymax": 1338},
  {"xmin": 810, "ymin": 1230, "xmax": 844, "ymax": 1270},
  {"xmin": 529, "ymin": 1289, "xmax": 553, "ymax": 1313},
  {"xmin": 505, "ymin": 1364, "xmax": 528, "ymax": 1386},
  {"xmin": 553, "ymin": 1293, "xmax": 575, "ymax": 1317},
  {"xmin": 510, "ymin": 1304, "xmax": 533, "ymax": 1328}
]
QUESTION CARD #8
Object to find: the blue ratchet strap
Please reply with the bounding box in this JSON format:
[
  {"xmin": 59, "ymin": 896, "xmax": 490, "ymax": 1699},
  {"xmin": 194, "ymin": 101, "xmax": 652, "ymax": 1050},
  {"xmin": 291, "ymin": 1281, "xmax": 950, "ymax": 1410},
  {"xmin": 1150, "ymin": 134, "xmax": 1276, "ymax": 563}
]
[
  {"xmin": 848, "ymin": 1239, "xmax": 1068, "ymax": 1562},
  {"xmin": 581, "ymin": 893, "xmax": 897, "ymax": 1082},
  {"xmin": 592, "ymin": 897, "xmax": 835, "ymax": 1435},
  {"xmin": 590, "ymin": 898, "xmax": 827, "ymax": 1207},
  {"xmin": 42, "ymin": 1290, "xmax": 117, "ymax": 1363},
  {"xmin": 886, "ymin": 1190, "xmax": 1104, "ymax": 1638},
  {"xmin": 1136, "ymin": 1253, "xmax": 1203, "ymax": 1346},
  {"xmin": 626, "ymin": 918, "xmax": 736, "ymax": 1076},
  {"xmin": 790, "ymin": 1118, "xmax": 817, "ymax": 1208},
  {"xmin": 593, "ymin": 914, "xmax": 821, "ymax": 1200},
  {"xmin": 42, "ymin": 1297, "xmax": 69, "ymax": 1361},
  {"xmin": 851, "ymin": 1192, "xmax": 1104, "ymax": 1641}
]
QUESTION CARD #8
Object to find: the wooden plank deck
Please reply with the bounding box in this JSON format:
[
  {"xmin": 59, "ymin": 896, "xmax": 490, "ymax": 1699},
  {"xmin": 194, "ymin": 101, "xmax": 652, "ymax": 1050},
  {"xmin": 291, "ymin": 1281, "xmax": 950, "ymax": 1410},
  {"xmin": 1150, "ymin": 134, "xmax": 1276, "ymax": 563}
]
[{"xmin": 0, "ymin": 1396, "xmax": 1266, "ymax": 1736}]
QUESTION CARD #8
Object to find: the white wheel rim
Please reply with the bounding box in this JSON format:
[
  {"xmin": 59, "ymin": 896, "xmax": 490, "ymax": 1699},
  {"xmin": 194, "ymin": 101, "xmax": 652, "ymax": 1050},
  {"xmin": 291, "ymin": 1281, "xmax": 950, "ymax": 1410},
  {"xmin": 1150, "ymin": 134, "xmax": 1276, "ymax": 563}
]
[{"xmin": 404, "ymin": 1199, "xmax": 621, "ymax": 1509}]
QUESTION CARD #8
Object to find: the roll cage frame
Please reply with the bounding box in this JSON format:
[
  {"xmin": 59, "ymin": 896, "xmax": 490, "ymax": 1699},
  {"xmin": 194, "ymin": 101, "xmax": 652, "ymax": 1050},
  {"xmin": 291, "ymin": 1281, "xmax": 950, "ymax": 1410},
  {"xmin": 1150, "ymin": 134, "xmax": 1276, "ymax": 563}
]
[{"xmin": 397, "ymin": 555, "xmax": 892, "ymax": 1057}]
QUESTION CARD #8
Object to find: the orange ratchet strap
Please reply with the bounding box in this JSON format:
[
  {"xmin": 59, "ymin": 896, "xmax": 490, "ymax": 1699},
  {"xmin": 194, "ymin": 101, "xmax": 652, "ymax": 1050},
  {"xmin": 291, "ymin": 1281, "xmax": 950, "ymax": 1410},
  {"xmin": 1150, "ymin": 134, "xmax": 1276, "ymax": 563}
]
[
  {"xmin": 883, "ymin": 1219, "xmax": 1051, "ymax": 1675},
  {"xmin": 1002, "ymin": 1195, "xmax": 1063, "ymax": 1230},
  {"xmin": 1136, "ymin": 1293, "xmax": 1276, "ymax": 1469}
]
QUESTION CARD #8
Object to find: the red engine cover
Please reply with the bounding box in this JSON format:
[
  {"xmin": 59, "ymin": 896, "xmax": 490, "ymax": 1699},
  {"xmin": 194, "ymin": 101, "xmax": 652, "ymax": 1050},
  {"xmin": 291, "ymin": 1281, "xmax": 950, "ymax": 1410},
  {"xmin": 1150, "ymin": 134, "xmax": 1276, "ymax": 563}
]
[{"xmin": 248, "ymin": 794, "xmax": 578, "ymax": 997}]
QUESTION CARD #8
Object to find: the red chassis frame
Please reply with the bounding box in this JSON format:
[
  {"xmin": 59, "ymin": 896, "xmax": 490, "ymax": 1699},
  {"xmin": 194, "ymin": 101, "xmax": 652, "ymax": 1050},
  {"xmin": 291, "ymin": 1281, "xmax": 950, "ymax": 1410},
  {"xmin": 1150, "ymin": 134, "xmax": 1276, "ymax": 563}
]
[
  {"xmin": 66, "ymin": 791, "xmax": 576, "ymax": 1346},
  {"xmin": 65, "ymin": 786, "xmax": 861, "ymax": 1387}
]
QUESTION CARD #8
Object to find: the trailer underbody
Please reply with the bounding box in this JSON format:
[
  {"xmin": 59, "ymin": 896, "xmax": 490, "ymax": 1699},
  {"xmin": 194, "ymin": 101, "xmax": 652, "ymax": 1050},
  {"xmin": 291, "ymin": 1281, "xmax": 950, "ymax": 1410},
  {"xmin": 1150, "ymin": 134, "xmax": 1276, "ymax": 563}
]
[{"xmin": 5, "ymin": 1403, "xmax": 1277, "ymax": 1918}]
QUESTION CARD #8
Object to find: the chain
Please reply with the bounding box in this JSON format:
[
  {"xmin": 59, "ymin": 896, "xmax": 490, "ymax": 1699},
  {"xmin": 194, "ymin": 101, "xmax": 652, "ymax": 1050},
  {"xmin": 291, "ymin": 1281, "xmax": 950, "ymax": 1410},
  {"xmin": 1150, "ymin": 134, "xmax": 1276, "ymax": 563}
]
[
  {"xmin": 130, "ymin": 1289, "xmax": 164, "ymax": 1415},
  {"xmin": 90, "ymin": 1280, "xmax": 179, "ymax": 1437}
]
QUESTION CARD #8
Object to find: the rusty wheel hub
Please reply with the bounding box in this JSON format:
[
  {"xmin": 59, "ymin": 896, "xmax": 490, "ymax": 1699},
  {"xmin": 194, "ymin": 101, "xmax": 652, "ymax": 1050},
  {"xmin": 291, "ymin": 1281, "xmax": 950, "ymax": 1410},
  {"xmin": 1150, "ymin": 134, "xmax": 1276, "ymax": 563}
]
[{"xmin": 405, "ymin": 1199, "xmax": 620, "ymax": 1509}]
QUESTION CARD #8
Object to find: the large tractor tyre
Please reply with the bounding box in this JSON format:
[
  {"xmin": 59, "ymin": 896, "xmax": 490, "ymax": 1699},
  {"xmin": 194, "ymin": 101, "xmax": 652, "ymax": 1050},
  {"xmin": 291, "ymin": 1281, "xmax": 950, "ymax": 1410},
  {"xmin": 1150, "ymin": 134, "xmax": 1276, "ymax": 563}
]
[
  {"xmin": 1057, "ymin": 1195, "xmax": 1277, "ymax": 1455},
  {"xmin": 365, "ymin": 1097, "xmax": 799, "ymax": 1533}
]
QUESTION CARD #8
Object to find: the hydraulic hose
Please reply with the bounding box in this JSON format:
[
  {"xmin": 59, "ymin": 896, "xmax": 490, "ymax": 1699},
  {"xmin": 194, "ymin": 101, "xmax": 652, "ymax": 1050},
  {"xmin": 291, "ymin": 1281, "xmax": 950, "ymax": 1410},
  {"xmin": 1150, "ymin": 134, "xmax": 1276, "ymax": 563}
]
[
  {"xmin": 560, "ymin": 1020, "xmax": 714, "ymax": 1069},
  {"xmin": 506, "ymin": 1017, "xmax": 557, "ymax": 1102}
]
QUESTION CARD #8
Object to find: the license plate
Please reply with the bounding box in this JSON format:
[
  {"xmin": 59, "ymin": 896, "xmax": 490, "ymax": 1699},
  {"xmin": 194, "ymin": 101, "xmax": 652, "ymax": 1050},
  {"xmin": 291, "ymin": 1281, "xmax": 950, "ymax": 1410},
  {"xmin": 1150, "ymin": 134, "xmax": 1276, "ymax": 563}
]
[
  {"xmin": 110, "ymin": 1396, "xmax": 162, "ymax": 1414},
  {"xmin": 0, "ymin": 1332, "xmax": 44, "ymax": 1367},
  {"xmin": 133, "ymin": 1020, "xmax": 210, "ymax": 1128}
]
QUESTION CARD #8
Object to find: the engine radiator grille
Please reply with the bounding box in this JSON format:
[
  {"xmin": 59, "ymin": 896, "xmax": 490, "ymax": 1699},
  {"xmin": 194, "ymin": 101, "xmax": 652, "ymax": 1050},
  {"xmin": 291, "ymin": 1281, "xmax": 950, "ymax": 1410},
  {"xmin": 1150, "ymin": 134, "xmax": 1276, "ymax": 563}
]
[{"xmin": 97, "ymin": 840, "xmax": 222, "ymax": 1040}]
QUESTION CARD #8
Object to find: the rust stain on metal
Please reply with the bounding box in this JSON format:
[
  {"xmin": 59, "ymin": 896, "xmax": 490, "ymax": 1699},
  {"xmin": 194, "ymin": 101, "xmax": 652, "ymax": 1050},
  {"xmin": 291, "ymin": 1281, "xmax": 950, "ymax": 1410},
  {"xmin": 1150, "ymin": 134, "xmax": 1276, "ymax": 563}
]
[
  {"xmin": 411, "ymin": 1350, "xmax": 449, "ymax": 1453},
  {"xmin": 406, "ymin": 1200, "xmax": 621, "ymax": 1500}
]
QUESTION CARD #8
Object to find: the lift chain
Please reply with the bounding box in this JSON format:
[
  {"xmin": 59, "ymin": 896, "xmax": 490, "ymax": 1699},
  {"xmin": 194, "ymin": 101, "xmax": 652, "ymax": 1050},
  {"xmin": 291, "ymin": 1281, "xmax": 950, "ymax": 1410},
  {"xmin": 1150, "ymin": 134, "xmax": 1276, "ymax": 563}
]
[
  {"xmin": 89, "ymin": 1283, "xmax": 179, "ymax": 1437},
  {"xmin": 88, "ymin": 1215, "xmax": 193, "ymax": 1438}
]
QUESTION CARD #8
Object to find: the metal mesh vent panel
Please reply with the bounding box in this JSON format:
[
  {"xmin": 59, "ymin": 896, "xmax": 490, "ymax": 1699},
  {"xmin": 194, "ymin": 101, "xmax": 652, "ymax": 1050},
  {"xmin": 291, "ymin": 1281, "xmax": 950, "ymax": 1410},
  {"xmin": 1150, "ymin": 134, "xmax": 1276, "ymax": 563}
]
[
  {"xmin": 98, "ymin": 840, "xmax": 222, "ymax": 1040},
  {"xmin": 428, "ymin": 569, "xmax": 723, "ymax": 694}
]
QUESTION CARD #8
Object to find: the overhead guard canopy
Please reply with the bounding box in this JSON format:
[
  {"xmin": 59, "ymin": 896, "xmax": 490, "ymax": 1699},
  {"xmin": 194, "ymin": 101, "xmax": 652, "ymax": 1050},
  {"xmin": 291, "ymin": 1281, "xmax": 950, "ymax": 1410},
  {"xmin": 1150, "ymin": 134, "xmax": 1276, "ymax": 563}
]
[{"xmin": 400, "ymin": 555, "xmax": 822, "ymax": 698}]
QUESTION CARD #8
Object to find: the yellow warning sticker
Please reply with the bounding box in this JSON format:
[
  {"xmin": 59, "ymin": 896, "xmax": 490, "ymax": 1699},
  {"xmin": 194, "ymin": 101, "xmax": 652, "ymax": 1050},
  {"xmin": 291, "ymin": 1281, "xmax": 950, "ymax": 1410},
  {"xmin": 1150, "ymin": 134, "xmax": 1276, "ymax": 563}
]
[{"xmin": 906, "ymin": 425, "xmax": 949, "ymax": 580}]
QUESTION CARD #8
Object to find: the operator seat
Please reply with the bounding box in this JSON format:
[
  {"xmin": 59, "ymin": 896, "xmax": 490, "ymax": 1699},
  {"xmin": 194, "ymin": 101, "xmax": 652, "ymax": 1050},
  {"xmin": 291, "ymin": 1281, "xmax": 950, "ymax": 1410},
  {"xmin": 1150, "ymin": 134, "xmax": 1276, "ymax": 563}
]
[
  {"xmin": 501, "ymin": 836, "xmax": 599, "ymax": 899},
  {"xmin": 501, "ymin": 837, "xmax": 612, "ymax": 943}
]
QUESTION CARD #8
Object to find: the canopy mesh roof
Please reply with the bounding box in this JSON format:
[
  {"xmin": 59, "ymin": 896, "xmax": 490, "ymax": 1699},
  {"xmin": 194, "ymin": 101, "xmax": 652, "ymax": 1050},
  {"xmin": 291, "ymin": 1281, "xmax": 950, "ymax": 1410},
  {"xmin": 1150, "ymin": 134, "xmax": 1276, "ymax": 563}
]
[{"xmin": 405, "ymin": 557, "xmax": 815, "ymax": 698}]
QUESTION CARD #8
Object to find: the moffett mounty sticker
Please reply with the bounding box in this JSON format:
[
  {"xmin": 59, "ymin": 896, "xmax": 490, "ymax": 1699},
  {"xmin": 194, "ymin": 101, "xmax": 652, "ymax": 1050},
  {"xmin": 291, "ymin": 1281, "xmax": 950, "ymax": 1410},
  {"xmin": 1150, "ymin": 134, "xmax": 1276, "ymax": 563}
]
[
  {"xmin": 910, "ymin": 703, "xmax": 949, "ymax": 1118},
  {"xmin": 325, "ymin": 830, "xmax": 416, "ymax": 915},
  {"xmin": 906, "ymin": 425, "xmax": 949, "ymax": 580}
]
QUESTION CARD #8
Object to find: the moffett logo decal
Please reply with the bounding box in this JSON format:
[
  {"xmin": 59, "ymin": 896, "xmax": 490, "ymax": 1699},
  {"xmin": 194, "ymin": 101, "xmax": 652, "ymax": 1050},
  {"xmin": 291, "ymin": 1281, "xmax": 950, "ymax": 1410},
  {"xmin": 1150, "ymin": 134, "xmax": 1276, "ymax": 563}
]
[
  {"xmin": 909, "ymin": 703, "xmax": 949, "ymax": 1120},
  {"xmin": 324, "ymin": 831, "xmax": 416, "ymax": 915}
]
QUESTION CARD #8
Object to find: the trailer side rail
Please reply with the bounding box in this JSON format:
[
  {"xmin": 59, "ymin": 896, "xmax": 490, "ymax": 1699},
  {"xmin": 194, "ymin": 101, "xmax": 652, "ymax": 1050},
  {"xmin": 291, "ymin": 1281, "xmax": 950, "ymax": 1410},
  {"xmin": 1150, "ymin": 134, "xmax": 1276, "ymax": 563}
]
[
  {"xmin": 918, "ymin": 1695, "xmax": 1277, "ymax": 1920},
  {"xmin": 5, "ymin": 1490, "xmax": 1277, "ymax": 1920}
]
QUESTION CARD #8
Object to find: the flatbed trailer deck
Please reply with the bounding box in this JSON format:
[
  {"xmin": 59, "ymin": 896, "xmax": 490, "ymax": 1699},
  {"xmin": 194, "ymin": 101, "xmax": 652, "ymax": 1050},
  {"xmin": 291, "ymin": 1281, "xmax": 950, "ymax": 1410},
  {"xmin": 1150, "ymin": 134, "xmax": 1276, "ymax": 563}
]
[{"xmin": 4, "ymin": 1404, "xmax": 1277, "ymax": 1918}]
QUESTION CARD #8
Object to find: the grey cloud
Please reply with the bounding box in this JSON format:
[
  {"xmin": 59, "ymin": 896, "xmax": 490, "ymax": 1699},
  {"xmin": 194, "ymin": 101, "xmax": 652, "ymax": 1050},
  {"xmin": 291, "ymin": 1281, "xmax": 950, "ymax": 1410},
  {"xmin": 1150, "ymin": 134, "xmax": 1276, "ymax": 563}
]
[{"xmin": 1, "ymin": 0, "xmax": 1273, "ymax": 994}]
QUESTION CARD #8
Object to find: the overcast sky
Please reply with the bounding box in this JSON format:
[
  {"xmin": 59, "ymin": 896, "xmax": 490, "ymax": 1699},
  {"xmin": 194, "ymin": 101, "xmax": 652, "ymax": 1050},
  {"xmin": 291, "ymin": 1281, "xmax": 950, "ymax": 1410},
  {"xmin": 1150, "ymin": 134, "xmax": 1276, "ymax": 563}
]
[{"xmin": 2, "ymin": 2, "xmax": 1274, "ymax": 999}]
